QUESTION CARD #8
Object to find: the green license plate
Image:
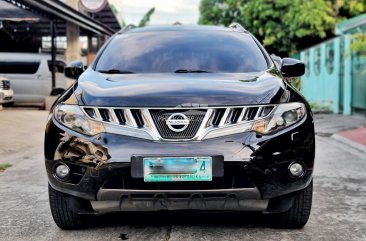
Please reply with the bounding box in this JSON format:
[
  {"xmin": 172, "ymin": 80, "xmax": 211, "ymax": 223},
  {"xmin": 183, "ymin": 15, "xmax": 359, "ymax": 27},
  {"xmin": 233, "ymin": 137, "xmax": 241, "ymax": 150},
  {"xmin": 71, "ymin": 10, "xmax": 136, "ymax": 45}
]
[{"xmin": 143, "ymin": 157, "xmax": 212, "ymax": 182}]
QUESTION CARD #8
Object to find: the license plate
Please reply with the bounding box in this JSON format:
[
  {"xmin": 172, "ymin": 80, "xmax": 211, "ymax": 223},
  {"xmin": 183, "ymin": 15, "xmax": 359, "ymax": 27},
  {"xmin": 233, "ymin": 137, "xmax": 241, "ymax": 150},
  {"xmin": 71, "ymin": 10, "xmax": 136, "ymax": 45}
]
[{"xmin": 143, "ymin": 157, "xmax": 212, "ymax": 182}]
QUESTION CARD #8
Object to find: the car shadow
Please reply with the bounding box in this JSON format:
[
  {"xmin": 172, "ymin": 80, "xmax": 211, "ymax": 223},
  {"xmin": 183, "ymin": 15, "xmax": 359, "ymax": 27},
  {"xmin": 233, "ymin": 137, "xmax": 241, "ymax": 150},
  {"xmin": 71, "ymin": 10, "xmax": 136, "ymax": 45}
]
[{"xmin": 87, "ymin": 211, "xmax": 269, "ymax": 229}]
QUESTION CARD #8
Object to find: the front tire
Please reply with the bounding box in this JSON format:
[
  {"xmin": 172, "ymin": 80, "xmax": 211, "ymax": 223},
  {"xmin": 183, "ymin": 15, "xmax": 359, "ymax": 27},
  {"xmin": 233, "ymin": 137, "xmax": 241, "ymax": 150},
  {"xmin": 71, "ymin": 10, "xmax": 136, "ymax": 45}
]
[
  {"xmin": 269, "ymin": 180, "xmax": 313, "ymax": 229},
  {"xmin": 48, "ymin": 184, "xmax": 89, "ymax": 229}
]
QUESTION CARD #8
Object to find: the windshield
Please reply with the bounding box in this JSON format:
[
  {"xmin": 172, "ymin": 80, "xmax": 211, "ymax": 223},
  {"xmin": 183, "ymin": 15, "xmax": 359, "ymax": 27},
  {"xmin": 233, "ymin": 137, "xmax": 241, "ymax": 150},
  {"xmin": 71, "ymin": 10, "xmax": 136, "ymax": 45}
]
[{"xmin": 95, "ymin": 30, "xmax": 269, "ymax": 73}]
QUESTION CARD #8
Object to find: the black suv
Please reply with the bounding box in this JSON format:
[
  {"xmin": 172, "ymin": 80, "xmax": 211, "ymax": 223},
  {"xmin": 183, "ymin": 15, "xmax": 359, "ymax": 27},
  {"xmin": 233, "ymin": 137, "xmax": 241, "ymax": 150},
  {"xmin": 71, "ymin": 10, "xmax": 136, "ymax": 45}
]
[{"xmin": 45, "ymin": 24, "xmax": 314, "ymax": 229}]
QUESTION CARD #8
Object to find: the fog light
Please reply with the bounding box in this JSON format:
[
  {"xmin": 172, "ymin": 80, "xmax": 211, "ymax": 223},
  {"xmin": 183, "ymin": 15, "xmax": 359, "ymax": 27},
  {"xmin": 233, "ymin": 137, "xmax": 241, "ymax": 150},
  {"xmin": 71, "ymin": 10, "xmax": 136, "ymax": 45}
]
[
  {"xmin": 55, "ymin": 164, "xmax": 70, "ymax": 180},
  {"xmin": 289, "ymin": 162, "xmax": 304, "ymax": 177}
]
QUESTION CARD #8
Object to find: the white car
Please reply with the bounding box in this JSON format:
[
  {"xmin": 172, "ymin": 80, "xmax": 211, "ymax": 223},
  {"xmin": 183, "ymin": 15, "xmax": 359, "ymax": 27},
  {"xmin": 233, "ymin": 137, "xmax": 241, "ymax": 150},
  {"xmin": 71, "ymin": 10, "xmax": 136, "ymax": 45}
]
[
  {"xmin": 0, "ymin": 76, "xmax": 14, "ymax": 106},
  {"xmin": 0, "ymin": 53, "xmax": 67, "ymax": 105}
]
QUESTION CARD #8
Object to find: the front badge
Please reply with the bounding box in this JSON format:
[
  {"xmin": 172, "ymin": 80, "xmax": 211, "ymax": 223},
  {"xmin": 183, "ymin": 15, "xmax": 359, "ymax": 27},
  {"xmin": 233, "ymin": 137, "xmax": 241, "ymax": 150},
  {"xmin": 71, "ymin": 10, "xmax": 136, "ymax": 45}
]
[{"xmin": 166, "ymin": 113, "xmax": 190, "ymax": 132}]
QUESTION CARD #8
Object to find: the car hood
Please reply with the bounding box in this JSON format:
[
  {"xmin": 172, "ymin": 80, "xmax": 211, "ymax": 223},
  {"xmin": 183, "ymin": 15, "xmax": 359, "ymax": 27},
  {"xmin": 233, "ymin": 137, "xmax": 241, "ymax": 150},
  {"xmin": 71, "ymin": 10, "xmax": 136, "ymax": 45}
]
[{"xmin": 74, "ymin": 69, "xmax": 286, "ymax": 107}]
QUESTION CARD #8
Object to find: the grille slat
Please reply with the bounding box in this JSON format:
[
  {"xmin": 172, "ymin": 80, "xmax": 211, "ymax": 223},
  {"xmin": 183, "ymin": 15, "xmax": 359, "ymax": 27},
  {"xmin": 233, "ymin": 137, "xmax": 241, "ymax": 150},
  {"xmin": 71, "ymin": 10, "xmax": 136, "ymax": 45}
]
[
  {"xmin": 125, "ymin": 109, "xmax": 138, "ymax": 127},
  {"xmin": 83, "ymin": 108, "xmax": 96, "ymax": 118},
  {"xmin": 99, "ymin": 108, "xmax": 111, "ymax": 122},
  {"xmin": 242, "ymin": 107, "xmax": 259, "ymax": 121},
  {"xmin": 131, "ymin": 110, "xmax": 144, "ymax": 128},
  {"xmin": 114, "ymin": 109, "xmax": 126, "ymax": 125},
  {"xmin": 211, "ymin": 109, "xmax": 225, "ymax": 126},
  {"xmin": 260, "ymin": 106, "xmax": 274, "ymax": 117},
  {"xmin": 219, "ymin": 108, "xmax": 231, "ymax": 126},
  {"xmin": 230, "ymin": 108, "xmax": 243, "ymax": 124}
]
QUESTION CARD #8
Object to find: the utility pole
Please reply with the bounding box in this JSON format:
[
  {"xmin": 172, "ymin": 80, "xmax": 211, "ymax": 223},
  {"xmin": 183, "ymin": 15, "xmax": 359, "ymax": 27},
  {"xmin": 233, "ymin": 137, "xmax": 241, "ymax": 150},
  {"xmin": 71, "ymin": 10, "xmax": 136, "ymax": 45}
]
[{"xmin": 50, "ymin": 19, "xmax": 56, "ymax": 89}]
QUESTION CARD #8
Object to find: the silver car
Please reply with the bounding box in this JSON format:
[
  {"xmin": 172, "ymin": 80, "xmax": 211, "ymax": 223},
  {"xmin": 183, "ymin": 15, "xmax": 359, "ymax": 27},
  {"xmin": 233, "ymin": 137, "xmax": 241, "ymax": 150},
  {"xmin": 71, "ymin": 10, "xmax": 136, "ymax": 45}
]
[{"xmin": 0, "ymin": 53, "xmax": 67, "ymax": 105}]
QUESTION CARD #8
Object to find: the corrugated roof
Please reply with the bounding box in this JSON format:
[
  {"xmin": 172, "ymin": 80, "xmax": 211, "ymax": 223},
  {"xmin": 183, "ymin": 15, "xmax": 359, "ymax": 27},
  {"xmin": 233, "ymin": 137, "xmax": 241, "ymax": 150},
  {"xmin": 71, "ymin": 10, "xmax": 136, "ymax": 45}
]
[
  {"xmin": 0, "ymin": 0, "xmax": 39, "ymax": 22},
  {"xmin": 1, "ymin": 0, "xmax": 116, "ymax": 36}
]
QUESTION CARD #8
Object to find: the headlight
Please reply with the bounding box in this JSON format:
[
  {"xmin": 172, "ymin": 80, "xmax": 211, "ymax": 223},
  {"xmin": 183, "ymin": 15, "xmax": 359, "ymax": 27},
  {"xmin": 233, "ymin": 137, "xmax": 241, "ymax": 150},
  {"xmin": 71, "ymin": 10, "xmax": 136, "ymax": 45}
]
[
  {"xmin": 253, "ymin": 102, "xmax": 305, "ymax": 134},
  {"xmin": 54, "ymin": 104, "xmax": 105, "ymax": 136}
]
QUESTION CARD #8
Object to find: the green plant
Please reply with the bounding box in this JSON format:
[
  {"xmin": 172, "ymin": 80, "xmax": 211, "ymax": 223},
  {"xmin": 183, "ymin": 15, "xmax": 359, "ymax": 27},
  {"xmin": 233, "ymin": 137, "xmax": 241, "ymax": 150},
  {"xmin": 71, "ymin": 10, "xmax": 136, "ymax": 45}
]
[
  {"xmin": 138, "ymin": 7, "xmax": 156, "ymax": 27},
  {"xmin": 119, "ymin": 7, "xmax": 156, "ymax": 28},
  {"xmin": 349, "ymin": 33, "xmax": 366, "ymax": 55},
  {"xmin": 309, "ymin": 102, "xmax": 332, "ymax": 113},
  {"xmin": 291, "ymin": 77, "xmax": 302, "ymax": 91},
  {"xmin": 0, "ymin": 163, "xmax": 12, "ymax": 172}
]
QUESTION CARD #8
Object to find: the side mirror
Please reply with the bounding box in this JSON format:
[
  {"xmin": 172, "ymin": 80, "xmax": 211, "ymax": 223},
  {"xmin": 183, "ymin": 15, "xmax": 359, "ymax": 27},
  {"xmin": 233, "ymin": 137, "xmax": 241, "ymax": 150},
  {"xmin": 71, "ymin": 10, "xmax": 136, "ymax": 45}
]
[
  {"xmin": 280, "ymin": 58, "xmax": 305, "ymax": 78},
  {"xmin": 64, "ymin": 60, "xmax": 85, "ymax": 79}
]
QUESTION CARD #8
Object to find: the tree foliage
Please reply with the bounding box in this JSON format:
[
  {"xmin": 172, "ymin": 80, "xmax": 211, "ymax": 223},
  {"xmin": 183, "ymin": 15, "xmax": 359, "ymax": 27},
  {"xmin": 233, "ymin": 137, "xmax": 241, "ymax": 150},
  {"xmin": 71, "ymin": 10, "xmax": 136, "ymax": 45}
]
[
  {"xmin": 114, "ymin": 7, "xmax": 156, "ymax": 28},
  {"xmin": 138, "ymin": 7, "xmax": 156, "ymax": 27},
  {"xmin": 350, "ymin": 33, "xmax": 366, "ymax": 55},
  {"xmin": 199, "ymin": 0, "xmax": 366, "ymax": 55}
]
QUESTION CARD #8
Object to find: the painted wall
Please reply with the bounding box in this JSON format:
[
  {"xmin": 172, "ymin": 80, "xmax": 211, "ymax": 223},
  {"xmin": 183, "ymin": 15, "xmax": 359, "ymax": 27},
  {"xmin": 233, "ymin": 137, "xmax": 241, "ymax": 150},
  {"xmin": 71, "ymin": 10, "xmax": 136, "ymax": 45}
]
[{"xmin": 299, "ymin": 35, "xmax": 353, "ymax": 115}]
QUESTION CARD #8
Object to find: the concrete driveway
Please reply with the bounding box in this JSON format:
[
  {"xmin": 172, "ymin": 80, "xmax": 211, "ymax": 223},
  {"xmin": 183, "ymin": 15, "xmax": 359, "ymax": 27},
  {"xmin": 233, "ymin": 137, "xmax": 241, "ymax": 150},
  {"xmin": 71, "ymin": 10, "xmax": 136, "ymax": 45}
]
[{"xmin": 0, "ymin": 110, "xmax": 365, "ymax": 241}]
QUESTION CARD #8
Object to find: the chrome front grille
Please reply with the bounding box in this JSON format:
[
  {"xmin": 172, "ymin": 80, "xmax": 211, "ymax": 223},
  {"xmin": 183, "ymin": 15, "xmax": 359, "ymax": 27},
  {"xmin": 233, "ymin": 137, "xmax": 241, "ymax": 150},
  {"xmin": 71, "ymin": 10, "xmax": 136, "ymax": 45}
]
[
  {"xmin": 81, "ymin": 105, "xmax": 275, "ymax": 141},
  {"xmin": 0, "ymin": 80, "xmax": 10, "ymax": 90}
]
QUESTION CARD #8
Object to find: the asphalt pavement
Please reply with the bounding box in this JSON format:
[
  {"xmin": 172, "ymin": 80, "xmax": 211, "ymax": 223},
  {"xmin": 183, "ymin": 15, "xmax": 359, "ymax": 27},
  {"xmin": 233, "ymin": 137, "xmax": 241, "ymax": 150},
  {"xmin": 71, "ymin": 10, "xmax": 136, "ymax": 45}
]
[{"xmin": 0, "ymin": 110, "xmax": 365, "ymax": 241}]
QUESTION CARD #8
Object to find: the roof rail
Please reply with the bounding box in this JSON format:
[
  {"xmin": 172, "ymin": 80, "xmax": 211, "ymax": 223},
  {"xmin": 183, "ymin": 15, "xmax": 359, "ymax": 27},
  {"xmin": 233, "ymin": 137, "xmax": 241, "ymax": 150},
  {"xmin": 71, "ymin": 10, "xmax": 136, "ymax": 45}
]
[{"xmin": 229, "ymin": 23, "xmax": 247, "ymax": 33}]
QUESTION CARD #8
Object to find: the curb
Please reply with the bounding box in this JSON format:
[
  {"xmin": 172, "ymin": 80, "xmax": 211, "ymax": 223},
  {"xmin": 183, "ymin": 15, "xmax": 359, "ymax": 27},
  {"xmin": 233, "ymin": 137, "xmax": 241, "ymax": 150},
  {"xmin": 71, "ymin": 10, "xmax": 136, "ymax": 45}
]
[{"xmin": 332, "ymin": 134, "xmax": 366, "ymax": 153}]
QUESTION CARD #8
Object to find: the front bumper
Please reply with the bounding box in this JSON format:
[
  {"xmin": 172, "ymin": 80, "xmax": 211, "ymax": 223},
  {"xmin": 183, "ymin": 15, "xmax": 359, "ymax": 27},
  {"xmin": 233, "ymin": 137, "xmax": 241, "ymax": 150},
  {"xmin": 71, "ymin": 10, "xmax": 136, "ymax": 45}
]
[
  {"xmin": 0, "ymin": 89, "xmax": 13, "ymax": 104},
  {"xmin": 90, "ymin": 188, "xmax": 268, "ymax": 212},
  {"xmin": 45, "ymin": 112, "xmax": 315, "ymax": 213}
]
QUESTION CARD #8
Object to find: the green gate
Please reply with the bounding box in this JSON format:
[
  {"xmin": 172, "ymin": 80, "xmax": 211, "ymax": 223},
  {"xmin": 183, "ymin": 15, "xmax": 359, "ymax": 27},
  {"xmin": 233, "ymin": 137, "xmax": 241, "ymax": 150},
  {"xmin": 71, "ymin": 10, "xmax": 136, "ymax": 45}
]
[
  {"xmin": 339, "ymin": 37, "xmax": 345, "ymax": 112},
  {"xmin": 298, "ymin": 12, "xmax": 366, "ymax": 116},
  {"xmin": 351, "ymin": 51, "xmax": 366, "ymax": 114}
]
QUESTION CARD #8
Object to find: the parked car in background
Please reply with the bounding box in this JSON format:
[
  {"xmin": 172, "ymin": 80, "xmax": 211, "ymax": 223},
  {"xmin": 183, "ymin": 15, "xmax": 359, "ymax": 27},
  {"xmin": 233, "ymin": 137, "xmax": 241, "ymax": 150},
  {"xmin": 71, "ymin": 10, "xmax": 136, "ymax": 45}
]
[
  {"xmin": 0, "ymin": 76, "xmax": 13, "ymax": 106},
  {"xmin": 0, "ymin": 53, "xmax": 67, "ymax": 106}
]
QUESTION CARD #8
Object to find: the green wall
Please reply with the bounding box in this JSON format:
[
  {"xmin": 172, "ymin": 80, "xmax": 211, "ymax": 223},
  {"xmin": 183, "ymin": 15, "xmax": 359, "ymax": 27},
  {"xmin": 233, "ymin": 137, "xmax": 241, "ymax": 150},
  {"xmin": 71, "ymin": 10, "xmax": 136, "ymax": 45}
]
[
  {"xmin": 299, "ymin": 35, "xmax": 354, "ymax": 115},
  {"xmin": 299, "ymin": 12, "xmax": 366, "ymax": 116}
]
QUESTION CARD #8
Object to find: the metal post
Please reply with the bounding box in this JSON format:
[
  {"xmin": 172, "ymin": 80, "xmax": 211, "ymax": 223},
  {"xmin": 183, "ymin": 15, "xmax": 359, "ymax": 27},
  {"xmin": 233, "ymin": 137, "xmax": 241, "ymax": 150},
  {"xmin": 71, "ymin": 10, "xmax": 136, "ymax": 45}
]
[
  {"xmin": 50, "ymin": 19, "xmax": 56, "ymax": 90},
  {"xmin": 87, "ymin": 34, "xmax": 92, "ymax": 65}
]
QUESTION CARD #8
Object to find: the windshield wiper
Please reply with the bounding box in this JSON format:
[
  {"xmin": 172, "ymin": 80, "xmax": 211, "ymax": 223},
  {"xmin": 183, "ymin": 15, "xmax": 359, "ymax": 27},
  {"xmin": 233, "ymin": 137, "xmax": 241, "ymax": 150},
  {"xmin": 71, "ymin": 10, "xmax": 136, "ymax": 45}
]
[
  {"xmin": 98, "ymin": 69, "xmax": 135, "ymax": 74},
  {"xmin": 174, "ymin": 69, "xmax": 211, "ymax": 73}
]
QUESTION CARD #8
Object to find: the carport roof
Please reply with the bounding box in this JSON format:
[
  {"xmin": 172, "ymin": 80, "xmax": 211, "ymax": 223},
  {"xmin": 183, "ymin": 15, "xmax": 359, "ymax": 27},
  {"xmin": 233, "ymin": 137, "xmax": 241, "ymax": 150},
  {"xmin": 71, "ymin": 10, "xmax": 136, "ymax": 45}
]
[
  {"xmin": 0, "ymin": 0, "xmax": 39, "ymax": 22},
  {"xmin": 1, "ymin": 0, "xmax": 116, "ymax": 36}
]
